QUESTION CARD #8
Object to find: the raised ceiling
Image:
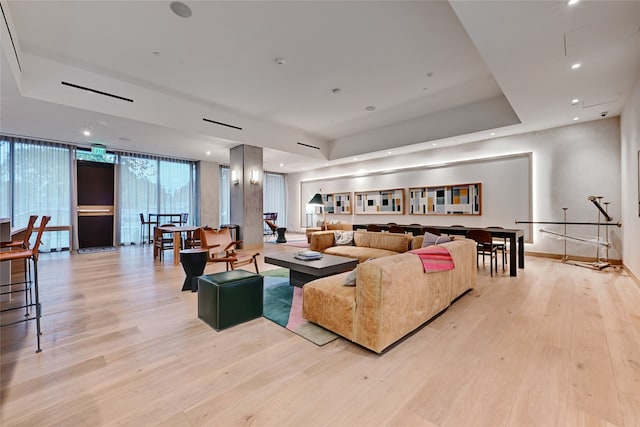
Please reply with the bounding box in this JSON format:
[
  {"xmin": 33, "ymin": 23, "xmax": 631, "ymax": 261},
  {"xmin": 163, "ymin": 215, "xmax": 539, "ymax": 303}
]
[{"xmin": 1, "ymin": 1, "xmax": 639, "ymax": 172}]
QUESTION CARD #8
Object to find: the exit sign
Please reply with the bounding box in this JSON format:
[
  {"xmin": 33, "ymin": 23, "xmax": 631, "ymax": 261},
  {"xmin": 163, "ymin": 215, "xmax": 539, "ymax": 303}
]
[{"xmin": 91, "ymin": 144, "xmax": 107, "ymax": 155}]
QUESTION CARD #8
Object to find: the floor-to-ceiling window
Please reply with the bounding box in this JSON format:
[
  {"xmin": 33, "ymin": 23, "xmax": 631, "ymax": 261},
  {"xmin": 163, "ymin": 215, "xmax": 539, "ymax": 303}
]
[
  {"xmin": 219, "ymin": 165, "xmax": 230, "ymax": 226},
  {"xmin": 119, "ymin": 154, "xmax": 196, "ymax": 245},
  {"xmin": 2, "ymin": 135, "xmax": 197, "ymax": 248},
  {"xmin": 0, "ymin": 136, "xmax": 71, "ymax": 251},
  {"xmin": 264, "ymin": 171, "xmax": 287, "ymax": 226}
]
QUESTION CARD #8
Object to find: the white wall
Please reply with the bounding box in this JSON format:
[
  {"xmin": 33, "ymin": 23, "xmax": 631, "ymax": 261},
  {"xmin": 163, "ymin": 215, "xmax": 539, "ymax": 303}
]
[
  {"xmin": 620, "ymin": 71, "xmax": 640, "ymax": 278},
  {"xmin": 288, "ymin": 118, "xmax": 622, "ymax": 260}
]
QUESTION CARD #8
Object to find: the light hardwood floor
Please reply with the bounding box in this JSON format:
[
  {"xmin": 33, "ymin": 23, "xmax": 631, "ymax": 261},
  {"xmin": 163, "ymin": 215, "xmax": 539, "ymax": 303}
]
[{"xmin": 1, "ymin": 239, "xmax": 640, "ymax": 426}]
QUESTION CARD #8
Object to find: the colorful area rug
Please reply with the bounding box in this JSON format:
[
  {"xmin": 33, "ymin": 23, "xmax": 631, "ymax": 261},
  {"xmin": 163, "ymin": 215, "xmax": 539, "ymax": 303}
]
[{"xmin": 262, "ymin": 269, "xmax": 339, "ymax": 346}]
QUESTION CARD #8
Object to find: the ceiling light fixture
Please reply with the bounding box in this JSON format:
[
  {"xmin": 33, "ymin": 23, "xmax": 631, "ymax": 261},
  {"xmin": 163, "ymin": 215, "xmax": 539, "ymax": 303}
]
[
  {"xmin": 83, "ymin": 129, "xmax": 91, "ymax": 137},
  {"xmin": 568, "ymin": 0, "xmax": 580, "ymax": 5},
  {"xmin": 573, "ymin": 116, "xmax": 580, "ymax": 121},
  {"xmin": 572, "ymin": 98, "xmax": 580, "ymax": 105},
  {"xmin": 571, "ymin": 63, "xmax": 581, "ymax": 70},
  {"xmin": 206, "ymin": 151, "xmax": 211, "ymax": 156},
  {"xmin": 432, "ymin": 143, "xmax": 437, "ymax": 147},
  {"xmin": 490, "ymin": 132, "xmax": 496, "ymax": 136},
  {"xmin": 365, "ymin": 105, "xmax": 376, "ymax": 111},
  {"xmin": 279, "ymin": 163, "xmax": 284, "ymax": 167},
  {"xmin": 332, "ymin": 88, "xmax": 341, "ymax": 94},
  {"xmin": 170, "ymin": 1, "xmax": 192, "ymax": 18}
]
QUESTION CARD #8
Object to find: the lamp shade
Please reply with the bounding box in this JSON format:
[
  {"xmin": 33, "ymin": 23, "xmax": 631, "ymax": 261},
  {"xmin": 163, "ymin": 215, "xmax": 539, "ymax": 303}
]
[{"xmin": 308, "ymin": 193, "xmax": 323, "ymax": 206}]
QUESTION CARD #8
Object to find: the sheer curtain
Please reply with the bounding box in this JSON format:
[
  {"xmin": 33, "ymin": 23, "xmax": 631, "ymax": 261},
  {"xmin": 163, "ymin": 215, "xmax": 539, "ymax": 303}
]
[
  {"xmin": 119, "ymin": 154, "xmax": 196, "ymax": 244},
  {"xmin": 119, "ymin": 155, "xmax": 158, "ymax": 244},
  {"xmin": 264, "ymin": 171, "xmax": 287, "ymax": 226},
  {"xmin": 0, "ymin": 140, "xmax": 10, "ymax": 219},
  {"xmin": 219, "ymin": 165, "xmax": 230, "ymax": 225},
  {"xmin": 0, "ymin": 136, "xmax": 71, "ymax": 250}
]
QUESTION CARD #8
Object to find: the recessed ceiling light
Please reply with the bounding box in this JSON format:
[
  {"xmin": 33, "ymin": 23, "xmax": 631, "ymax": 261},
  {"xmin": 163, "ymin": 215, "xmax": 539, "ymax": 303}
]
[
  {"xmin": 83, "ymin": 130, "xmax": 91, "ymax": 137},
  {"xmin": 490, "ymin": 132, "xmax": 496, "ymax": 136},
  {"xmin": 274, "ymin": 57, "xmax": 286, "ymax": 65},
  {"xmin": 354, "ymin": 157, "xmax": 358, "ymax": 161},
  {"xmin": 573, "ymin": 116, "xmax": 580, "ymax": 121},
  {"xmin": 432, "ymin": 143, "xmax": 437, "ymax": 147},
  {"xmin": 387, "ymin": 151, "xmax": 392, "ymax": 155},
  {"xmin": 153, "ymin": 51, "xmax": 160, "ymax": 56},
  {"xmin": 365, "ymin": 105, "xmax": 376, "ymax": 111},
  {"xmin": 568, "ymin": 0, "xmax": 580, "ymax": 5},
  {"xmin": 206, "ymin": 151, "xmax": 211, "ymax": 156},
  {"xmin": 279, "ymin": 163, "xmax": 284, "ymax": 167},
  {"xmin": 426, "ymin": 72, "xmax": 434, "ymax": 77},
  {"xmin": 331, "ymin": 88, "xmax": 341, "ymax": 94},
  {"xmin": 572, "ymin": 98, "xmax": 580, "ymax": 105},
  {"xmin": 571, "ymin": 63, "xmax": 581, "ymax": 70},
  {"xmin": 170, "ymin": 1, "xmax": 192, "ymax": 18}
]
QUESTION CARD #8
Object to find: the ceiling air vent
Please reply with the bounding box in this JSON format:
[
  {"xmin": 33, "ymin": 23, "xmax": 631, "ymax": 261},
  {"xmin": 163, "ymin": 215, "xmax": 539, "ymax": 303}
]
[
  {"xmin": 202, "ymin": 118, "xmax": 242, "ymax": 130},
  {"xmin": 61, "ymin": 81, "xmax": 134, "ymax": 103},
  {"xmin": 297, "ymin": 142, "xmax": 320, "ymax": 150}
]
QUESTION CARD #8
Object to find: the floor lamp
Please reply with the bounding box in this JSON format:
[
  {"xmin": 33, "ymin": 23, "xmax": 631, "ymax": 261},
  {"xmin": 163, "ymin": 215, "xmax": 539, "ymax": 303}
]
[{"xmin": 308, "ymin": 193, "xmax": 326, "ymax": 230}]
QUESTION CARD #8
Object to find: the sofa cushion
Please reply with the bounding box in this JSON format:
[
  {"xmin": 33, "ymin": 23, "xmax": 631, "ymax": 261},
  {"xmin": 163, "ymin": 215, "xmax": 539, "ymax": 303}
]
[
  {"xmin": 421, "ymin": 231, "xmax": 451, "ymax": 247},
  {"xmin": 353, "ymin": 231, "xmax": 412, "ymax": 253},
  {"xmin": 325, "ymin": 246, "xmax": 399, "ymax": 263}
]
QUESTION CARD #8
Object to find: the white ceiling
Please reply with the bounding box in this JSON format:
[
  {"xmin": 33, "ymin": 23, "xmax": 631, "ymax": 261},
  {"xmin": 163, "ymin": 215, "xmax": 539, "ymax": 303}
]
[{"xmin": 1, "ymin": 1, "xmax": 639, "ymax": 172}]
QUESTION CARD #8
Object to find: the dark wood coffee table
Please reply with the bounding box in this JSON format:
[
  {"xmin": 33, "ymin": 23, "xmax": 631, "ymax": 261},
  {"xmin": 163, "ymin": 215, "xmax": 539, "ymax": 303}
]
[{"xmin": 264, "ymin": 252, "xmax": 358, "ymax": 287}]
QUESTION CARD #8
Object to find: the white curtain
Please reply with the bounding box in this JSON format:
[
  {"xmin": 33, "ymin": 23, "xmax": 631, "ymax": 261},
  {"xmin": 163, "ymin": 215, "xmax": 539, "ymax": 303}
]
[
  {"xmin": 119, "ymin": 154, "xmax": 196, "ymax": 244},
  {"xmin": 0, "ymin": 136, "xmax": 71, "ymax": 251},
  {"xmin": 263, "ymin": 172, "xmax": 287, "ymax": 226},
  {"xmin": 219, "ymin": 165, "xmax": 230, "ymax": 225}
]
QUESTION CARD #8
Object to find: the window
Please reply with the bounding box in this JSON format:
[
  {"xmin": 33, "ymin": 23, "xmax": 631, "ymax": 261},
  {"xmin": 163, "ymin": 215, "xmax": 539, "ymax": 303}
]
[
  {"xmin": 219, "ymin": 165, "xmax": 230, "ymax": 225},
  {"xmin": 119, "ymin": 154, "xmax": 196, "ymax": 245},
  {"xmin": 264, "ymin": 171, "xmax": 287, "ymax": 226},
  {"xmin": 0, "ymin": 136, "xmax": 71, "ymax": 251}
]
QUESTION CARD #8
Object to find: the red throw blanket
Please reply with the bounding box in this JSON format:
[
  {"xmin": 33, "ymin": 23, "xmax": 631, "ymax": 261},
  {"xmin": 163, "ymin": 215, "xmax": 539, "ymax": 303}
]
[{"xmin": 409, "ymin": 246, "xmax": 455, "ymax": 272}]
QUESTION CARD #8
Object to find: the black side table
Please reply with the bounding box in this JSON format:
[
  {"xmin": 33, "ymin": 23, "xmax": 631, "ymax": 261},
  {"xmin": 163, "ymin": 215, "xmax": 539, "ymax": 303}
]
[
  {"xmin": 276, "ymin": 227, "xmax": 287, "ymax": 243},
  {"xmin": 179, "ymin": 248, "xmax": 209, "ymax": 292}
]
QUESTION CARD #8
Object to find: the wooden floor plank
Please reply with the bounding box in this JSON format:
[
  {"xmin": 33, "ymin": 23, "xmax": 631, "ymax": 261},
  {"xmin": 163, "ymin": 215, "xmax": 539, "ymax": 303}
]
[{"xmin": 1, "ymin": 241, "xmax": 638, "ymax": 427}]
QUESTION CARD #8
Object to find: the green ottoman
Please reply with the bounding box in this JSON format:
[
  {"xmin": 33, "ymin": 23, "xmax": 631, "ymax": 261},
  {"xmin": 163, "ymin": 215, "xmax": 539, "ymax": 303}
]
[{"xmin": 198, "ymin": 270, "xmax": 264, "ymax": 331}]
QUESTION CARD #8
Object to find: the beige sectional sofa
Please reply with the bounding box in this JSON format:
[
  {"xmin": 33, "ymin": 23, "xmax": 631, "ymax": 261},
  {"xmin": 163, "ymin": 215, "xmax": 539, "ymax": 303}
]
[
  {"xmin": 302, "ymin": 238, "xmax": 477, "ymax": 353},
  {"xmin": 310, "ymin": 230, "xmax": 413, "ymax": 262}
]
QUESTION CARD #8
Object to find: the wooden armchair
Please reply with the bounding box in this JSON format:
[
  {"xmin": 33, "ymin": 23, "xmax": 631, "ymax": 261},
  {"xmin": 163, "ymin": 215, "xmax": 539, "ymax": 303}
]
[{"xmin": 200, "ymin": 227, "xmax": 260, "ymax": 273}]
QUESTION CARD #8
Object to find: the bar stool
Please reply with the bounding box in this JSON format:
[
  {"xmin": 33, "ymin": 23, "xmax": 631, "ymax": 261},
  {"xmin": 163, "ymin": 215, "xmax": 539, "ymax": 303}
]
[
  {"xmin": 139, "ymin": 213, "xmax": 154, "ymax": 245},
  {"xmin": 0, "ymin": 215, "xmax": 51, "ymax": 352}
]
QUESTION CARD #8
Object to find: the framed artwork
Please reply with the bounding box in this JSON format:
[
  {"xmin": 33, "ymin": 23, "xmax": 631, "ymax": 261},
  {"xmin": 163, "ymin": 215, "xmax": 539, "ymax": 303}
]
[
  {"xmin": 409, "ymin": 183, "xmax": 481, "ymax": 215},
  {"xmin": 354, "ymin": 188, "xmax": 404, "ymax": 214},
  {"xmin": 320, "ymin": 192, "xmax": 351, "ymax": 215}
]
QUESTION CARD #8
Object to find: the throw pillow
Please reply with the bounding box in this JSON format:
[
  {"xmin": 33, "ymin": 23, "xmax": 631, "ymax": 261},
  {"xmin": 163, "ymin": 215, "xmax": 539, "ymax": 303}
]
[
  {"xmin": 343, "ymin": 258, "xmax": 374, "ymax": 286},
  {"xmin": 334, "ymin": 230, "xmax": 354, "ymax": 246},
  {"xmin": 421, "ymin": 231, "xmax": 451, "ymax": 248},
  {"xmin": 343, "ymin": 268, "xmax": 357, "ymax": 286}
]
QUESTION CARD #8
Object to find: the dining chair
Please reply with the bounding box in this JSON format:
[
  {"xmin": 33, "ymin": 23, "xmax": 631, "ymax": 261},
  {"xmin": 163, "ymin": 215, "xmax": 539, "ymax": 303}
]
[
  {"xmin": 139, "ymin": 213, "xmax": 154, "ymax": 245},
  {"xmin": 486, "ymin": 226, "xmax": 508, "ymax": 267},
  {"xmin": 154, "ymin": 224, "xmax": 176, "ymax": 261},
  {"xmin": 185, "ymin": 227, "xmax": 202, "ymax": 249},
  {"xmin": 0, "ymin": 215, "xmax": 51, "ymax": 352},
  {"xmin": 200, "ymin": 227, "xmax": 260, "ymax": 273},
  {"xmin": 388, "ymin": 225, "xmax": 406, "ymax": 234},
  {"xmin": 465, "ymin": 229, "xmax": 500, "ymax": 276}
]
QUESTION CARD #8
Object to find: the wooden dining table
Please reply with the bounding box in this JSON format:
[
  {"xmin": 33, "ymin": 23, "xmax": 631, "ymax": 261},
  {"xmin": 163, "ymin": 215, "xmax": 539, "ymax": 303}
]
[
  {"xmin": 353, "ymin": 223, "xmax": 526, "ymax": 277},
  {"xmin": 154, "ymin": 225, "xmax": 199, "ymax": 265}
]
